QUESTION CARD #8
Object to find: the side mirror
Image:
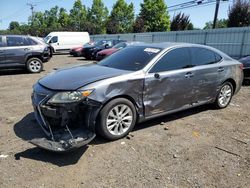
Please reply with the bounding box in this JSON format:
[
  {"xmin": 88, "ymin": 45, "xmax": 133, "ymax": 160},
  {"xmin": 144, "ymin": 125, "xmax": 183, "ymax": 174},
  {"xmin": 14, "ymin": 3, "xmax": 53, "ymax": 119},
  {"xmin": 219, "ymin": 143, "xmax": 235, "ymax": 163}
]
[
  {"xmin": 105, "ymin": 44, "xmax": 110, "ymax": 48},
  {"xmin": 154, "ymin": 73, "xmax": 160, "ymax": 79}
]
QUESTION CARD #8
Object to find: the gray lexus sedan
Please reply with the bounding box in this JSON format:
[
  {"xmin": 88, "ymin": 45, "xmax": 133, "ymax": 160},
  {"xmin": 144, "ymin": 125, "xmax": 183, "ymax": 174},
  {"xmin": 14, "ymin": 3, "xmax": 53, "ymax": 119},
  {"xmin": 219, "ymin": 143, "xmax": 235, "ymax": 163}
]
[{"xmin": 31, "ymin": 42, "xmax": 243, "ymax": 152}]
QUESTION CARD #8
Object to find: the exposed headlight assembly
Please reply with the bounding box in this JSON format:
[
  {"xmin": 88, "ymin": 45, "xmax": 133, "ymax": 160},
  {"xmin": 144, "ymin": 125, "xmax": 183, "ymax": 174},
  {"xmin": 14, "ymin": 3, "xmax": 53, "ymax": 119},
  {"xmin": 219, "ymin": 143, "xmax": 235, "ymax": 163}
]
[{"xmin": 48, "ymin": 90, "xmax": 94, "ymax": 104}]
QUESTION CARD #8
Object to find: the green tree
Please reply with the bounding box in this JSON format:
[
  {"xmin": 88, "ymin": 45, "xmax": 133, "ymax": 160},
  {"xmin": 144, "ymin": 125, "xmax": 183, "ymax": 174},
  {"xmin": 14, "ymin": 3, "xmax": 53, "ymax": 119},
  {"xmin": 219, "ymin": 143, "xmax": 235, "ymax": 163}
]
[
  {"xmin": 106, "ymin": 0, "xmax": 134, "ymax": 34},
  {"xmin": 44, "ymin": 6, "xmax": 60, "ymax": 31},
  {"xmin": 58, "ymin": 8, "xmax": 70, "ymax": 30},
  {"xmin": 69, "ymin": 0, "xmax": 87, "ymax": 31},
  {"xmin": 228, "ymin": 0, "xmax": 250, "ymax": 27},
  {"xmin": 29, "ymin": 12, "xmax": 47, "ymax": 36},
  {"xmin": 136, "ymin": 0, "xmax": 170, "ymax": 32},
  {"xmin": 133, "ymin": 16, "xmax": 147, "ymax": 33},
  {"xmin": 87, "ymin": 0, "xmax": 109, "ymax": 34},
  {"xmin": 8, "ymin": 21, "xmax": 20, "ymax": 30},
  {"xmin": 170, "ymin": 12, "xmax": 193, "ymax": 31},
  {"xmin": 204, "ymin": 19, "xmax": 228, "ymax": 29}
]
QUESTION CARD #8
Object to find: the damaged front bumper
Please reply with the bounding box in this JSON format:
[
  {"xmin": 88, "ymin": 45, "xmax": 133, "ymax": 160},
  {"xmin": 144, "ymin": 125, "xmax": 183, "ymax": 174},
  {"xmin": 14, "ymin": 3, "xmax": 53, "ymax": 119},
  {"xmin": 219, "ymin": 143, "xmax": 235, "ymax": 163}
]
[{"xmin": 30, "ymin": 84, "xmax": 100, "ymax": 152}]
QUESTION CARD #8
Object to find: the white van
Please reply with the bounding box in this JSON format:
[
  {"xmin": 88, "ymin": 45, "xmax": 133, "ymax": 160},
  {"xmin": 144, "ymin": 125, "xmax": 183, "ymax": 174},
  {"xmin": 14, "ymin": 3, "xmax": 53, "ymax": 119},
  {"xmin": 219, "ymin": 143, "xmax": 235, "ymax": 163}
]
[{"xmin": 44, "ymin": 32, "xmax": 90, "ymax": 53}]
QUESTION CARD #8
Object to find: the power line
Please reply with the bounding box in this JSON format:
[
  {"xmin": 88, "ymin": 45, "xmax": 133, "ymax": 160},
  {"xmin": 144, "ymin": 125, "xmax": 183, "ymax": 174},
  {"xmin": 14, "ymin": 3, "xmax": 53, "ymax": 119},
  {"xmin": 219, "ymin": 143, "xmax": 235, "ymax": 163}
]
[
  {"xmin": 168, "ymin": 0, "xmax": 217, "ymax": 12},
  {"xmin": 168, "ymin": 0, "xmax": 203, "ymax": 9}
]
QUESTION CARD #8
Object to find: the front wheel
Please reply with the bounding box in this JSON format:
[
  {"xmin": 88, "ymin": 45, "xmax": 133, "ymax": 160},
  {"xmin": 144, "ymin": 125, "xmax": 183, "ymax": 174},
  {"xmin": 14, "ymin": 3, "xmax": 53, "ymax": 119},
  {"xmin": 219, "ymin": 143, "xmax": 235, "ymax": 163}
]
[
  {"xmin": 26, "ymin": 57, "xmax": 43, "ymax": 73},
  {"xmin": 214, "ymin": 82, "xmax": 233, "ymax": 109},
  {"xmin": 97, "ymin": 98, "xmax": 137, "ymax": 140}
]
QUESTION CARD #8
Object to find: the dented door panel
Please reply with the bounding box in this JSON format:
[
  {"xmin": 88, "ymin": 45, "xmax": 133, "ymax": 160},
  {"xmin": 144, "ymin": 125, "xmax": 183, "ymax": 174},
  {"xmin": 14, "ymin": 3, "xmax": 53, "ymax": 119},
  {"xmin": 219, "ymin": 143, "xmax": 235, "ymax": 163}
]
[{"xmin": 143, "ymin": 68, "xmax": 195, "ymax": 117}]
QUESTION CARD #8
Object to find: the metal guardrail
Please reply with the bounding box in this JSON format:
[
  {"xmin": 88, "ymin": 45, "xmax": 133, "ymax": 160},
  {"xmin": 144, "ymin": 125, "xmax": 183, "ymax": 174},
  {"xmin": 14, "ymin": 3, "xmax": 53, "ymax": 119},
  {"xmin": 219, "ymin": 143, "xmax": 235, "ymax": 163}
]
[{"xmin": 90, "ymin": 27, "xmax": 250, "ymax": 59}]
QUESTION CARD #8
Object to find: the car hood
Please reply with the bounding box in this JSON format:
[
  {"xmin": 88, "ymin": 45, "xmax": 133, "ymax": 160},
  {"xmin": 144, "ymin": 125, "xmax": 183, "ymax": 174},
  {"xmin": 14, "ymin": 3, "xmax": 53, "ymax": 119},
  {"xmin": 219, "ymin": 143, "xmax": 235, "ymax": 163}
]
[
  {"xmin": 39, "ymin": 64, "xmax": 130, "ymax": 90},
  {"xmin": 98, "ymin": 48, "xmax": 118, "ymax": 55}
]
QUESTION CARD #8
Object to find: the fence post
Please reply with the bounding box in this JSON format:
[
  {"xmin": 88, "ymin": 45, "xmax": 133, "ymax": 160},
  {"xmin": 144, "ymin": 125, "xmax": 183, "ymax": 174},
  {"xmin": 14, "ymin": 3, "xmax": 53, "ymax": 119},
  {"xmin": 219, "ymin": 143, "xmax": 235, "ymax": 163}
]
[
  {"xmin": 240, "ymin": 29, "xmax": 247, "ymax": 58},
  {"xmin": 152, "ymin": 34, "xmax": 154, "ymax": 42},
  {"xmin": 204, "ymin": 31, "xmax": 208, "ymax": 45},
  {"xmin": 133, "ymin": 34, "xmax": 136, "ymax": 41},
  {"xmin": 175, "ymin": 33, "xmax": 178, "ymax": 42},
  {"xmin": 118, "ymin": 35, "xmax": 120, "ymax": 40}
]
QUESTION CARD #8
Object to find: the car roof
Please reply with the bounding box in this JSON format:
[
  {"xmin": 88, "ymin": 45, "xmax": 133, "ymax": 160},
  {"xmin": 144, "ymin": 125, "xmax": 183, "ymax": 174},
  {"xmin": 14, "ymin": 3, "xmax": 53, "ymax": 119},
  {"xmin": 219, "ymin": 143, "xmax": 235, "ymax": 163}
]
[
  {"xmin": 130, "ymin": 42, "xmax": 211, "ymax": 49},
  {"xmin": 128, "ymin": 42, "xmax": 232, "ymax": 59},
  {"xmin": 0, "ymin": 34, "xmax": 31, "ymax": 37}
]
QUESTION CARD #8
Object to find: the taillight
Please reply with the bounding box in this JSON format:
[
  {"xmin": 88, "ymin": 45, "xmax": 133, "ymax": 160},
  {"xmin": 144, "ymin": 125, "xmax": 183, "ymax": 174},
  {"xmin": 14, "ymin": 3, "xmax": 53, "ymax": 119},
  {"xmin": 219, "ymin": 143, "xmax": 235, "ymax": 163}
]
[{"xmin": 239, "ymin": 63, "xmax": 244, "ymax": 70}]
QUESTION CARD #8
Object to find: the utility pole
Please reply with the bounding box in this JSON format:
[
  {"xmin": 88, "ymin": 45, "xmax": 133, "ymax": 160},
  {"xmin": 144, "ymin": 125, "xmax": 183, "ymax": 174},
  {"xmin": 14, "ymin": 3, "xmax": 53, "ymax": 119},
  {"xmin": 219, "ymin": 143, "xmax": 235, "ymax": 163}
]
[
  {"xmin": 27, "ymin": 3, "xmax": 36, "ymax": 23},
  {"xmin": 213, "ymin": 0, "xmax": 220, "ymax": 29}
]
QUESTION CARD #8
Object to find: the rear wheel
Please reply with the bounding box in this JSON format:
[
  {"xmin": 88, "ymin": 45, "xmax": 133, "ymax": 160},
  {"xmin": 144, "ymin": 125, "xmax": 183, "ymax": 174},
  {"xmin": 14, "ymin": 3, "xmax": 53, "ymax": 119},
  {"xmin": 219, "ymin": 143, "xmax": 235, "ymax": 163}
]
[
  {"xmin": 214, "ymin": 82, "xmax": 233, "ymax": 109},
  {"xmin": 26, "ymin": 57, "xmax": 43, "ymax": 73},
  {"xmin": 97, "ymin": 98, "xmax": 137, "ymax": 140}
]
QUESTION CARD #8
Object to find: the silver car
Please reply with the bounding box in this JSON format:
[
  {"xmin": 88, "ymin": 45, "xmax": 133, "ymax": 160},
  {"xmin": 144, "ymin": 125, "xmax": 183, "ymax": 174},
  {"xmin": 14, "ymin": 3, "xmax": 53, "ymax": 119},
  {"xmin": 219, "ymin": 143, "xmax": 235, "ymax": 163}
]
[{"xmin": 31, "ymin": 42, "xmax": 243, "ymax": 152}]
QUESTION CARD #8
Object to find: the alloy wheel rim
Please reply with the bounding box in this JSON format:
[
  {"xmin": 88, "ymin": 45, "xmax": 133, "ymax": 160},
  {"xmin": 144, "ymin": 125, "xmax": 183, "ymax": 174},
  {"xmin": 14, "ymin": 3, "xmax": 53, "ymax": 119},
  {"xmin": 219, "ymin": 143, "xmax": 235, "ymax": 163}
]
[
  {"xmin": 218, "ymin": 84, "xmax": 232, "ymax": 107},
  {"xmin": 29, "ymin": 60, "xmax": 41, "ymax": 72},
  {"xmin": 106, "ymin": 104, "xmax": 133, "ymax": 136}
]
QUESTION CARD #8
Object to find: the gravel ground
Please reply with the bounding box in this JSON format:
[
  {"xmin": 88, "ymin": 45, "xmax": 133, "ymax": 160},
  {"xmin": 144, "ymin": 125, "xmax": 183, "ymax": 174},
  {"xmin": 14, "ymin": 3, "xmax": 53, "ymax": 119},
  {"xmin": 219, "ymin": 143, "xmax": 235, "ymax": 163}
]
[{"xmin": 0, "ymin": 54, "xmax": 249, "ymax": 188}]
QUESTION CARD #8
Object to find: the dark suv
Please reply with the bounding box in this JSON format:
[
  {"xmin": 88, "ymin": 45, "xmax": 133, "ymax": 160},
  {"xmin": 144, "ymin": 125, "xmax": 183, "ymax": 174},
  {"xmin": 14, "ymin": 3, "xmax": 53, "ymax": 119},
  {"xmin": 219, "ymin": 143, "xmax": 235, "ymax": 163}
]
[
  {"xmin": 0, "ymin": 35, "xmax": 52, "ymax": 73},
  {"xmin": 81, "ymin": 39, "xmax": 126, "ymax": 60}
]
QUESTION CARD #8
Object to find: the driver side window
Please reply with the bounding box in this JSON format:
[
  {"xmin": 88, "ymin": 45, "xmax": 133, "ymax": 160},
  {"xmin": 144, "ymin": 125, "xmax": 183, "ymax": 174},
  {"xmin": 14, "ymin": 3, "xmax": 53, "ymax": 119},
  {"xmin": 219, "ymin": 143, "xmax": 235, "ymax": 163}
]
[
  {"xmin": 149, "ymin": 47, "xmax": 191, "ymax": 73},
  {"xmin": 50, "ymin": 36, "xmax": 58, "ymax": 43}
]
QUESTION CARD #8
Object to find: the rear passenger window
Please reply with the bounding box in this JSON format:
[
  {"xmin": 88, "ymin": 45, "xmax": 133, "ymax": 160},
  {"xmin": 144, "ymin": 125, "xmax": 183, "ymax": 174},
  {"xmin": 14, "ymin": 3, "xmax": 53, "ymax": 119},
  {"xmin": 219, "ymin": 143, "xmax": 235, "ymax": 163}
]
[
  {"xmin": 190, "ymin": 47, "xmax": 221, "ymax": 66},
  {"xmin": 27, "ymin": 37, "xmax": 38, "ymax": 45},
  {"xmin": 149, "ymin": 47, "xmax": 191, "ymax": 73},
  {"xmin": 6, "ymin": 36, "xmax": 28, "ymax": 46}
]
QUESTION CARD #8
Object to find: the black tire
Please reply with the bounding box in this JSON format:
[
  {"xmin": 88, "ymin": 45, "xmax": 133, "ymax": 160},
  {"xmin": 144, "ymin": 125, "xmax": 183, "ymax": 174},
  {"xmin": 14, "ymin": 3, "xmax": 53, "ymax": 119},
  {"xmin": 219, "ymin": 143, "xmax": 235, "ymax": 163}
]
[
  {"xmin": 85, "ymin": 55, "xmax": 92, "ymax": 60},
  {"xmin": 26, "ymin": 57, "xmax": 43, "ymax": 73},
  {"xmin": 214, "ymin": 81, "xmax": 233, "ymax": 109},
  {"xmin": 77, "ymin": 51, "xmax": 82, "ymax": 57},
  {"xmin": 97, "ymin": 98, "xmax": 137, "ymax": 140}
]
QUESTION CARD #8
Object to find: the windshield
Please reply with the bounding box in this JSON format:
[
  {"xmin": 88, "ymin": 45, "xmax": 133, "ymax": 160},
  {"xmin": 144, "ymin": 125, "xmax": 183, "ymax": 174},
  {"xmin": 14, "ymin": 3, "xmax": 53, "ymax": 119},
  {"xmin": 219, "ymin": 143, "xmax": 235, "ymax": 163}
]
[
  {"xmin": 83, "ymin": 43, "xmax": 95, "ymax": 47},
  {"xmin": 98, "ymin": 46, "xmax": 162, "ymax": 71},
  {"xmin": 96, "ymin": 40, "xmax": 106, "ymax": 46},
  {"xmin": 44, "ymin": 35, "xmax": 51, "ymax": 43},
  {"xmin": 113, "ymin": 42, "xmax": 127, "ymax": 49}
]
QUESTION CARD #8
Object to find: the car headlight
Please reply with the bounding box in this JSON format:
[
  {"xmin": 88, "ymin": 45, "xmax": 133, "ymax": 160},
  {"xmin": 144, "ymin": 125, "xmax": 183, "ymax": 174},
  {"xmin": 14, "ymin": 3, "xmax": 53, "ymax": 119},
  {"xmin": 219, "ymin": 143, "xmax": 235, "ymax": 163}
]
[{"xmin": 48, "ymin": 90, "xmax": 94, "ymax": 104}]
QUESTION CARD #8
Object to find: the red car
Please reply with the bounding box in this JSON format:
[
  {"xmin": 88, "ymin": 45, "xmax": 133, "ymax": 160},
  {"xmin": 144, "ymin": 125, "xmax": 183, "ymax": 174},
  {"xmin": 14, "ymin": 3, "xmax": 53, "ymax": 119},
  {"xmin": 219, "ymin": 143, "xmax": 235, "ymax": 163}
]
[
  {"xmin": 96, "ymin": 42, "xmax": 132, "ymax": 61},
  {"xmin": 69, "ymin": 41, "xmax": 95, "ymax": 57}
]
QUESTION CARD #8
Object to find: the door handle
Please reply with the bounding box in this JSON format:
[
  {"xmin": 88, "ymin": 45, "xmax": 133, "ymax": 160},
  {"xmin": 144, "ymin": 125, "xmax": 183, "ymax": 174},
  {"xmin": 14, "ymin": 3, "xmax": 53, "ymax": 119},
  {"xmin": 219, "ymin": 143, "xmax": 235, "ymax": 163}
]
[
  {"xmin": 57, "ymin": 43, "xmax": 59, "ymax": 45},
  {"xmin": 185, "ymin": 72, "xmax": 194, "ymax": 78},
  {"xmin": 0, "ymin": 50, "xmax": 4, "ymax": 53},
  {"xmin": 218, "ymin": 67, "xmax": 224, "ymax": 72},
  {"xmin": 24, "ymin": 48, "xmax": 31, "ymax": 51}
]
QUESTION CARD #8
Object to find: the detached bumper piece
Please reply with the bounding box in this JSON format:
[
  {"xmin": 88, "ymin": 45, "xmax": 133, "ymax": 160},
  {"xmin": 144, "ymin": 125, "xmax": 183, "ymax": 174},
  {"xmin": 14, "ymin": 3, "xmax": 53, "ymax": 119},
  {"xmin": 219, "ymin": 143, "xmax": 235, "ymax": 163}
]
[{"xmin": 30, "ymin": 127, "xmax": 95, "ymax": 152}]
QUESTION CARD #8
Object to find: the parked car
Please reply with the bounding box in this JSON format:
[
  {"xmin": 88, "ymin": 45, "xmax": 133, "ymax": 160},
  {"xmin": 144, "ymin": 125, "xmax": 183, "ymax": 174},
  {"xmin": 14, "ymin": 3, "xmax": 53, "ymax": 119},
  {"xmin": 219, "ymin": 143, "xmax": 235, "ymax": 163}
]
[
  {"xmin": 44, "ymin": 32, "xmax": 90, "ymax": 54},
  {"xmin": 0, "ymin": 35, "xmax": 52, "ymax": 73},
  {"xmin": 69, "ymin": 41, "xmax": 96, "ymax": 57},
  {"xmin": 81, "ymin": 39, "xmax": 126, "ymax": 60},
  {"xmin": 31, "ymin": 42, "xmax": 243, "ymax": 152},
  {"xmin": 239, "ymin": 56, "xmax": 250, "ymax": 80},
  {"xmin": 96, "ymin": 41, "xmax": 139, "ymax": 61}
]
